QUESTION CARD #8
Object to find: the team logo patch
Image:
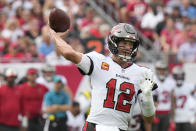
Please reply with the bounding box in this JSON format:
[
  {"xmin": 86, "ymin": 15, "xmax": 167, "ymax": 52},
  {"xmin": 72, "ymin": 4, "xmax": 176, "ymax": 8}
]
[{"xmin": 101, "ymin": 62, "xmax": 109, "ymax": 71}]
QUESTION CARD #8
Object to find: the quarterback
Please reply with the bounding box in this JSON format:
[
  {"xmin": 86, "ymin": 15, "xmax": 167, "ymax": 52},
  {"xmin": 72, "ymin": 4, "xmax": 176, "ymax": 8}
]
[{"xmin": 49, "ymin": 23, "xmax": 156, "ymax": 131}]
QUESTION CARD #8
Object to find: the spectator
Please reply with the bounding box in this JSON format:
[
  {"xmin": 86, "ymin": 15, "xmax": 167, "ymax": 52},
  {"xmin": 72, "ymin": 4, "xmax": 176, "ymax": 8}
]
[
  {"xmin": 141, "ymin": 3, "xmax": 164, "ymax": 41},
  {"xmin": 0, "ymin": 68, "xmax": 21, "ymax": 131},
  {"xmin": 20, "ymin": 68, "xmax": 48, "ymax": 131},
  {"xmin": 1, "ymin": 18, "xmax": 24, "ymax": 42},
  {"xmin": 155, "ymin": 12, "xmax": 169, "ymax": 35},
  {"xmin": 27, "ymin": 41, "xmax": 45, "ymax": 62},
  {"xmin": 20, "ymin": 9, "xmax": 32, "ymax": 31},
  {"xmin": 56, "ymin": 0, "xmax": 79, "ymax": 15},
  {"xmin": 126, "ymin": 0, "xmax": 147, "ymax": 25},
  {"xmin": 160, "ymin": 17, "xmax": 180, "ymax": 54},
  {"xmin": 99, "ymin": 24, "xmax": 111, "ymax": 39},
  {"xmin": 15, "ymin": 7, "xmax": 25, "ymax": 26},
  {"xmin": 46, "ymin": 48, "xmax": 72, "ymax": 65},
  {"xmin": 191, "ymin": 21, "xmax": 196, "ymax": 36},
  {"xmin": 180, "ymin": 12, "xmax": 191, "ymax": 29},
  {"xmin": 42, "ymin": 0, "xmax": 54, "ymax": 15},
  {"xmin": 3, "ymin": 42, "xmax": 26, "ymax": 62},
  {"xmin": 171, "ymin": 24, "xmax": 191, "ymax": 54},
  {"xmin": 141, "ymin": 3, "xmax": 164, "ymax": 30},
  {"xmin": 80, "ymin": 7, "xmax": 95, "ymax": 28},
  {"xmin": 80, "ymin": 26, "xmax": 91, "ymax": 40},
  {"xmin": 17, "ymin": 36, "xmax": 30, "ymax": 54},
  {"xmin": 25, "ymin": 18, "xmax": 41, "ymax": 40},
  {"xmin": 43, "ymin": 75, "xmax": 71, "ymax": 131},
  {"xmin": 74, "ymin": 1, "xmax": 87, "ymax": 25},
  {"xmin": 0, "ymin": 11, "xmax": 8, "ymax": 30},
  {"xmin": 171, "ymin": 6, "xmax": 181, "ymax": 22},
  {"xmin": 180, "ymin": 0, "xmax": 196, "ymax": 20},
  {"xmin": 90, "ymin": 16, "xmax": 104, "ymax": 37},
  {"xmin": 171, "ymin": 6, "xmax": 183, "ymax": 31},
  {"xmin": 177, "ymin": 32, "xmax": 196, "ymax": 63},
  {"xmin": 67, "ymin": 101, "xmax": 85, "ymax": 131},
  {"xmin": 38, "ymin": 26, "xmax": 55, "ymax": 56},
  {"xmin": 31, "ymin": 1, "xmax": 43, "ymax": 22}
]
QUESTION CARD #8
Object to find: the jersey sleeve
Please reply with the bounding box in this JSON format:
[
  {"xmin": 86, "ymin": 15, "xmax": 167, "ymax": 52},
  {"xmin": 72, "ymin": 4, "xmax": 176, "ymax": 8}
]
[{"xmin": 77, "ymin": 51, "xmax": 101, "ymax": 76}]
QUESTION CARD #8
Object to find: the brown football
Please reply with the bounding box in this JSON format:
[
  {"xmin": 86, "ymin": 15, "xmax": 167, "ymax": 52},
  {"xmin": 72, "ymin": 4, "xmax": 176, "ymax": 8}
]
[{"xmin": 49, "ymin": 8, "xmax": 70, "ymax": 32}]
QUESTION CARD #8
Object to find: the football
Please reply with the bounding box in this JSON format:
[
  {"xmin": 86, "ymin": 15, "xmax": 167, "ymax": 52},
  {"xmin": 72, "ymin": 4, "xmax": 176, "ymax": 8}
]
[{"xmin": 49, "ymin": 8, "xmax": 70, "ymax": 32}]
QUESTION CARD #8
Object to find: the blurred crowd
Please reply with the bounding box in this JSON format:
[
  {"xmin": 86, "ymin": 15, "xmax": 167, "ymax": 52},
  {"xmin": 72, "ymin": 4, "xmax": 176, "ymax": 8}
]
[
  {"xmin": 109, "ymin": 0, "xmax": 196, "ymax": 63},
  {"xmin": 0, "ymin": 0, "xmax": 196, "ymax": 64},
  {"xmin": 0, "ymin": 0, "xmax": 111, "ymax": 63}
]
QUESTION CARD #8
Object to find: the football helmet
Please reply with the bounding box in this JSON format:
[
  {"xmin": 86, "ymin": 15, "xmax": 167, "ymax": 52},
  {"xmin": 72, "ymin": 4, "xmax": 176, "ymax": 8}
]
[
  {"xmin": 107, "ymin": 23, "xmax": 140, "ymax": 62},
  {"xmin": 155, "ymin": 60, "xmax": 168, "ymax": 82},
  {"xmin": 172, "ymin": 66, "xmax": 185, "ymax": 86}
]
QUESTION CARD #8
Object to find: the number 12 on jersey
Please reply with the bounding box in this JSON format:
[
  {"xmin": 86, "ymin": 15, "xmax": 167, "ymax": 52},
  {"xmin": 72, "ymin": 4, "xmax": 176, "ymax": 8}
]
[{"xmin": 103, "ymin": 79, "xmax": 135, "ymax": 113}]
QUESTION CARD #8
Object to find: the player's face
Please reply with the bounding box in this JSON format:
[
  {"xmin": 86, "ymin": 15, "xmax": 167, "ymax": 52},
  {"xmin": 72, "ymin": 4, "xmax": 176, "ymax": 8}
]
[
  {"xmin": 174, "ymin": 74, "xmax": 184, "ymax": 87},
  {"xmin": 118, "ymin": 40, "xmax": 133, "ymax": 58},
  {"xmin": 27, "ymin": 73, "xmax": 37, "ymax": 82},
  {"xmin": 54, "ymin": 82, "xmax": 63, "ymax": 91},
  {"xmin": 156, "ymin": 68, "xmax": 167, "ymax": 81},
  {"xmin": 6, "ymin": 77, "xmax": 16, "ymax": 87},
  {"xmin": 43, "ymin": 71, "xmax": 54, "ymax": 82},
  {"xmin": 72, "ymin": 106, "xmax": 80, "ymax": 116}
]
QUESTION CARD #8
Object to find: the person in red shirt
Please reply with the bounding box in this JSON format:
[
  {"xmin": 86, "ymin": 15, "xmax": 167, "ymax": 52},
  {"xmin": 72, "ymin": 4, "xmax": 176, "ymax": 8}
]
[
  {"xmin": 3, "ymin": 43, "xmax": 26, "ymax": 62},
  {"xmin": 126, "ymin": 0, "xmax": 147, "ymax": 25},
  {"xmin": 0, "ymin": 68, "xmax": 22, "ymax": 131},
  {"xmin": 20, "ymin": 68, "xmax": 48, "ymax": 131}
]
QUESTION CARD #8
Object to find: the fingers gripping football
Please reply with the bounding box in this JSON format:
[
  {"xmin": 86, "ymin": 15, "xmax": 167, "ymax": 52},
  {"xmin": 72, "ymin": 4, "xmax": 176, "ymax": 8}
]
[{"xmin": 140, "ymin": 70, "xmax": 154, "ymax": 96}]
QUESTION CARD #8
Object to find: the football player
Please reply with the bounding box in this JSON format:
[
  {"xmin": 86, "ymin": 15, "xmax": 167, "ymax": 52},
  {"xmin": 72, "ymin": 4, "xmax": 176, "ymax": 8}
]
[
  {"xmin": 152, "ymin": 61, "xmax": 176, "ymax": 131},
  {"xmin": 49, "ymin": 23, "xmax": 157, "ymax": 131},
  {"xmin": 172, "ymin": 66, "xmax": 195, "ymax": 131}
]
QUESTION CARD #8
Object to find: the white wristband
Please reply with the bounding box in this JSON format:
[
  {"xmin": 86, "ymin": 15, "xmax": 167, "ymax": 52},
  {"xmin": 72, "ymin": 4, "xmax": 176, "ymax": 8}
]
[{"xmin": 140, "ymin": 92, "xmax": 155, "ymax": 117}]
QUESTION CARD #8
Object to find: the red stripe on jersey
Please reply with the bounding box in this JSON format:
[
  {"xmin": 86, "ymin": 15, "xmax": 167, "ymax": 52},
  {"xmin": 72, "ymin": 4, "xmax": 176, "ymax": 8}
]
[{"xmin": 83, "ymin": 121, "xmax": 88, "ymax": 131}]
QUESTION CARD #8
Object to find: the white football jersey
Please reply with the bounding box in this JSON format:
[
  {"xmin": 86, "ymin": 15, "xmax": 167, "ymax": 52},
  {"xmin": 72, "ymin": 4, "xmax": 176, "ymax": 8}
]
[
  {"xmin": 155, "ymin": 76, "xmax": 175, "ymax": 112},
  {"xmin": 79, "ymin": 52, "xmax": 155, "ymax": 130},
  {"xmin": 173, "ymin": 83, "xmax": 195, "ymax": 123},
  {"xmin": 66, "ymin": 111, "xmax": 85, "ymax": 131}
]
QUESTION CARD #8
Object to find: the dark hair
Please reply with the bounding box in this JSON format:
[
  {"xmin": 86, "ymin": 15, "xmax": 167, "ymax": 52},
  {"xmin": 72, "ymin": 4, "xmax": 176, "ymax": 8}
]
[
  {"xmin": 72, "ymin": 101, "xmax": 80, "ymax": 107},
  {"xmin": 149, "ymin": 3, "xmax": 157, "ymax": 16}
]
